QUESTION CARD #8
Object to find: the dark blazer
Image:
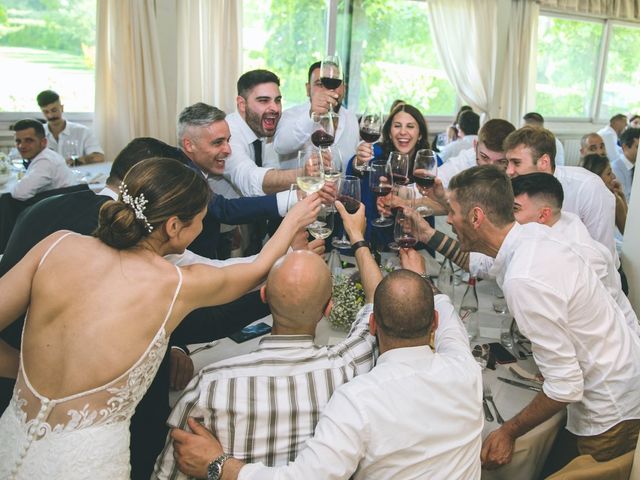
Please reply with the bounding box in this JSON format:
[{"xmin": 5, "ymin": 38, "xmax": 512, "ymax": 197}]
[
  {"xmin": 183, "ymin": 157, "xmax": 282, "ymax": 258},
  {"xmin": 0, "ymin": 188, "xmax": 269, "ymax": 479}
]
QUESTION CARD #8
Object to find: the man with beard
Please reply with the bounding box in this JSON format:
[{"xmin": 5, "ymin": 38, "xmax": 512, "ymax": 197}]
[
  {"xmin": 273, "ymin": 61, "xmax": 359, "ymax": 171},
  {"xmin": 36, "ymin": 89, "xmax": 104, "ymax": 164}
]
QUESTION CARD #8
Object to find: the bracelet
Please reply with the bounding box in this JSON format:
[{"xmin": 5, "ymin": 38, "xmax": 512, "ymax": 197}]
[{"xmin": 351, "ymin": 240, "xmax": 370, "ymax": 253}]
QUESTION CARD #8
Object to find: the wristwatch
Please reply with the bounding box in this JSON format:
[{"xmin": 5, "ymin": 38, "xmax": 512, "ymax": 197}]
[{"xmin": 207, "ymin": 453, "xmax": 231, "ymax": 480}]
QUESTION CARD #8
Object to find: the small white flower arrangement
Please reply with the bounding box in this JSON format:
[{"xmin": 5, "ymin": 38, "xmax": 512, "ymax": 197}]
[
  {"xmin": 329, "ymin": 273, "xmax": 366, "ymax": 331},
  {"xmin": 0, "ymin": 153, "xmax": 10, "ymax": 175}
]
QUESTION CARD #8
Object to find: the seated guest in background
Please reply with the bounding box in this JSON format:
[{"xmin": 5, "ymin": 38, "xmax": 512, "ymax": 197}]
[
  {"xmin": 629, "ymin": 114, "xmax": 640, "ymax": 129},
  {"xmin": 274, "ymin": 61, "xmax": 359, "ymax": 171},
  {"xmin": 177, "ymin": 103, "xmax": 293, "ymax": 259},
  {"xmin": 10, "ymin": 118, "xmax": 76, "ymax": 200},
  {"xmin": 437, "ymin": 118, "xmax": 516, "ymax": 189},
  {"xmin": 505, "ymin": 125, "xmax": 618, "ymax": 265},
  {"xmin": 438, "ymin": 109, "xmax": 479, "ymax": 163},
  {"xmin": 0, "ymin": 137, "xmax": 288, "ymax": 480},
  {"xmin": 170, "ymin": 225, "xmax": 483, "ymax": 479},
  {"xmin": 36, "ymin": 89, "xmax": 104, "ymax": 164},
  {"xmin": 522, "ymin": 112, "xmax": 565, "ymax": 166},
  {"xmin": 598, "ymin": 113, "xmax": 627, "ymax": 162},
  {"xmin": 154, "ymin": 201, "xmax": 380, "ymax": 479},
  {"xmin": 446, "ymin": 105, "xmax": 473, "ymax": 145},
  {"xmin": 611, "ymin": 127, "xmax": 638, "ymax": 202},
  {"xmin": 443, "ymin": 166, "xmax": 640, "ymax": 470},
  {"xmin": 579, "ymin": 132, "xmax": 606, "ymax": 159},
  {"xmin": 222, "ymin": 70, "xmax": 299, "ymax": 198},
  {"xmin": 348, "ymin": 103, "xmax": 430, "ymax": 247}
]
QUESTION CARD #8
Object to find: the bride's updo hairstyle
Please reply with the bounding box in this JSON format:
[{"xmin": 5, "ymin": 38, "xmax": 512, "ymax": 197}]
[{"xmin": 95, "ymin": 157, "xmax": 210, "ymax": 249}]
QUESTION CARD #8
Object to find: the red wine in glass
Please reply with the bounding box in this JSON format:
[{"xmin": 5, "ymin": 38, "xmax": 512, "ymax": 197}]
[
  {"xmin": 311, "ymin": 130, "xmax": 335, "ymax": 148},
  {"xmin": 396, "ymin": 236, "xmax": 418, "ymax": 248},
  {"xmin": 320, "ymin": 77, "xmax": 342, "ymax": 90},
  {"xmin": 338, "ymin": 195, "xmax": 360, "ymax": 214},
  {"xmin": 392, "ymin": 174, "xmax": 409, "ymax": 185},
  {"xmin": 413, "ymin": 173, "xmax": 435, "ymax": 188},
  {"xmin": 371, "ymin": 185, "xmax": 392, "ymax": 197},
  {"xmin": 359, "ymin": 128, "xmax": 380, "ymax": 143}
]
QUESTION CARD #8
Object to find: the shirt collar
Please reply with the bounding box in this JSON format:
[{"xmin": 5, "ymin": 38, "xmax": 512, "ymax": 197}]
[
  {"xmin": 231, "ymin": 111, "xmax": 259, "ymax": 145},
  {"xmin": 488, "ymin": 222, "xmax": 521, "ymax": 287},
  {"xmin": 258, "ymin": 335, "xmax": 315, "ymax": 349},
  {"xmin": 620, "ymin": 154, "xmax": 634, "ymax": 171},
  {"xmin": 98, "ymin": 187, "xmax": 118, "ymax": 200},
  {"xmin": 376, "ymin": 345, "xmax": 433, "ymax": 366}
]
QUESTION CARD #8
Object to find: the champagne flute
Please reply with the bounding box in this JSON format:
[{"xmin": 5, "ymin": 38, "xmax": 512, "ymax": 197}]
[
  {"xmin": 307, "ymin": 206, "xmax": 334, "ymax": 240},
  {"xmin": 320, "ymin": 54, "xmax": 344, "ymax": 113},
  {"xmin": 297, "ymin": 147, "xmax": 325, "ymax": 194},
  {"xmin": 357, "ymin": 110, "xmax": 382, "ymax": 172},
  {"xmin": 311, "ymin": 112, "xmax": 336, "ymax": 148},
  {"xmin": 413, "ymin": 149, "xmax": 438, "ymax": 218},
  {"xmin": 388, "ymin": 185, "xmax": 415, "ymax": 251},
  {"xmin": 369, "ymin": 160, "xmax": 394, "ymax": 228},
  {"xmin": 332, "ymin": 175, "xmax": 361, "ymax": 249},
  {"xmin": 320, "ymin": 146, "xmax": 342, "ymax": 212},
  {"xmin": 388, "ymin": 151, "xmax": 410, "ymax": 186},
  {"xmin": 61, "ymin": 139, "xmax": 80, "ymax": 167},
  {"xmin": 393, "ymin": 208, "xmax": 418, "ymax": 249}
]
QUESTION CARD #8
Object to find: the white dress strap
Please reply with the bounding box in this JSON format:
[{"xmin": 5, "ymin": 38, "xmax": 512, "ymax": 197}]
[{"xmin": 37, "ymin": 231, "xmax": 77, "ymax": 268}]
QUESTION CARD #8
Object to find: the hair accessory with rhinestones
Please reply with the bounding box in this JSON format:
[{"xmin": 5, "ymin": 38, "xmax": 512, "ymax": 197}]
[{"xmin": 119, "ymin": 183, "xmax": 153, "ymax": 233}]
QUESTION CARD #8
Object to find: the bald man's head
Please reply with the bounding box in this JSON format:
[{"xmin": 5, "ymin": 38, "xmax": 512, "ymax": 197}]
[{"xmin": 264, "ymin": 251, "xmax": 332, "ymax": 331}]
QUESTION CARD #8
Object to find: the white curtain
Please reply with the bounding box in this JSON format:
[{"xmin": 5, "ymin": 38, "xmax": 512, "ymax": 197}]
[
  {"xmin": 538, "ymin": 0, "xmax": 640, "ymax": 20},
  {"xmin": 176, "ymin": 0, "xmax": 242, "ymax": 116},
  {"xmin": 427, "ymin": 0, "xmax": 538, "ymax": 125},
  {"xmin": 94, "ymin": 0, "xmax": 174, "ymax": 161}
]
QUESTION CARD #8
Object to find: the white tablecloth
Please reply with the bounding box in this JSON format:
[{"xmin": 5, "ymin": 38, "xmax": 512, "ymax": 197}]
[
  {"xmin": 174, "ymin": 261, "xmax": 564, "ymax": 480},
  {"xmin": 0, "ymin": 162, "xmax": 111, "ymax": 195}
]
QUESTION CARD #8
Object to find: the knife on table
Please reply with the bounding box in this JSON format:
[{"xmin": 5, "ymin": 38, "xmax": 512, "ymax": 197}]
[{"xmin": 497, "ymin": 377, "xmax": 542, "ymax": 392}]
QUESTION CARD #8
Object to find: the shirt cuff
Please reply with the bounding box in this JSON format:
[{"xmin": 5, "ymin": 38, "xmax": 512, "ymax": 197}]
[
  {"xmin": 277, "ymin": 189, "xmax": 297, "ymax": 216},
  {"xmin": 237, "ymin": 462, "xmax": 269, "ymax": 480}
]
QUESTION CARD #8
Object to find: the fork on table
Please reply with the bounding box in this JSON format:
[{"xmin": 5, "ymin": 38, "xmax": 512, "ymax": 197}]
[{"xmin": 483, "ymin": 383, "xmax": 504, "ymax": 424}]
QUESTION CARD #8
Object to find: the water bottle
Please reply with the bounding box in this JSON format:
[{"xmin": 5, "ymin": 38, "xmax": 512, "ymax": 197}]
[
  {"xmin": 327, "ymin": 249, "xmax": 343, "ymax": 277},
  {"xmin": 437, "ymin": 259, "xmax": 455, "ymax": 302},
  {"xmin": 459, "ymin": 276, "xmax": 479, "ymax": 341}
]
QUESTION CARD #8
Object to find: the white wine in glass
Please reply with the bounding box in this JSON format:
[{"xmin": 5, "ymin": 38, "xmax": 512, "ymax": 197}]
[{"xmin": 297, "ymin": 148, "xmax": 325, "ymax": 194}]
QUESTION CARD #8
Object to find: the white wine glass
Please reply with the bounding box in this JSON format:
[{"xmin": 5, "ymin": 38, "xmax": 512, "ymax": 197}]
[
  {"xmin": 297, "ymin": 147, "xmax": 325, "ymax": 194},
  {"xmin": 61, "ymin": 139, "xmax": 80, "ymax": 167},
  {"xmin": 332, "ymin": 175, "xmax": 361, "ymax": 249},
  {"xmin": 307, "ymin": 206, "xmax": 334, "ymax": 240}
]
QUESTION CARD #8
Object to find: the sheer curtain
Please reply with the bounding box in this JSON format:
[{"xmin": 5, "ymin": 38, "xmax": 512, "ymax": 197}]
[
  {"xmin": 176, "ymin": 0, "xmax": 242, "ymax": 116},
  {"xmin": 94, "ymin": 0, "xmax": 173, "ymax": 161},
  {"xmin": 427, "ymin": 0, "xmax": 538, "ymax": 124},
  {"xmin": 539, "ymin": 0, "xmax": 640, "ymax": 19}
]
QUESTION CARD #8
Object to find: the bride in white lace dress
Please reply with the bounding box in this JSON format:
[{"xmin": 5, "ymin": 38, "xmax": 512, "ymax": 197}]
[{"xmin": 0, "ymin": 158, "xmax": 320, "ymax": 479}]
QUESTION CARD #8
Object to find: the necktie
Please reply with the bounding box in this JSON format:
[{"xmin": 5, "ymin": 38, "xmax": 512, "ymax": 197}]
[{"xmin": 252, "ymin": 139, "xmax": 263, "ymax": 167}]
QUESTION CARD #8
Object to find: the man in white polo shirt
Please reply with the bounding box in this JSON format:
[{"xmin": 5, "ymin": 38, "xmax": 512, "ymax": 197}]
[
  {"xmin": 597, "ymin": 113, "xmax": 627, "ymax": 163},
  {"xmin": 36, "ymin": 90, "xmax": 104, "ymax": 165},
  {"xmin": 10, "ymin": 119, "xmax": 76, "ymax": 201}
]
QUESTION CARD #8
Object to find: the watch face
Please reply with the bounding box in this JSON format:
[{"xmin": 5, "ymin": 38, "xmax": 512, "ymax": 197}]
[{"xmin": 208, "ymin": 463, "xmax": 221, "ymax": 480}]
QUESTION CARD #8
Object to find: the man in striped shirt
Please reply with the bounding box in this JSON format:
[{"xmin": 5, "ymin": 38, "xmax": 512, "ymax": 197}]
[{"xmin": 153, "ymin": 210, "xmax": 382, "ymax": 479}]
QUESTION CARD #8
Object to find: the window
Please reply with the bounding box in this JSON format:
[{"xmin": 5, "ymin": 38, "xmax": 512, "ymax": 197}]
[
  {"xmin": 599, "ymin": 23, "xmax": 640, "ymax": 120},
  {"xmin": 0, "ymin": 0, "xmax": 96, "ymax": 113},
  {"xmin": 536, "ymin": 15, "xmax": 603, "ymax": 118},
  {"xmin": 242, "ymin": 0, "xmax": 327, "ymax": 109},
  {"xmin": 344, "ymin": 0, "xmax": 456, "ymax": 116}
]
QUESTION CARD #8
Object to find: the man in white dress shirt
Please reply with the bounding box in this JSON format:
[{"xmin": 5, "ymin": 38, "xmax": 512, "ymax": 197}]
[
  {"xmin": 273, "ymin": 61, "xmax": 359, "ymax": 171},
  {"xmin": 10, "ymin": 119, "xmax": 76, "ymax": 200},
  {"xmin": 36, "ymin": 90, "xmax": 104, "ymax": 164},
  {"xmin": 438, "ymin": 110, "xmax": 479, "ymax": 163},
  {"xmin": 597, "ymin": 113, "xmax": 627, "ymax": 163},
  {"xmin": 522, "ymin": 112, "xmax": 565, "ymax": 166},
  {"xmin": 168, "ymin": 204, "xmax": 483, "ymax": 480},
  {"xmin": 505, "ymin": 126, "xmax": 618, "ymax": 264},
  {"xmin": 444, "ymin": 166, "xmax": 640, "ymax": 469},
  {"xmin": 437, "ymin": 118, "xmax": 515, "ymax": 189},
  {"xmin": 579, "ymin": 132, "xmax": 606, "ymax": 159},
  {"xmin": 222, "ymin": 70, "xmax": 299, "ymax": 198},
  {"xmin": 611, "ymin": 127, "xmax": 638, "ymax": 202}
]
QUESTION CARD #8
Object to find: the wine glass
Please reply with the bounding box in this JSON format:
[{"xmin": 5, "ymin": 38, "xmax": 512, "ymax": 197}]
[
  {"xmin": 413, "ymin": 149, "xmax": 438, "ymax": 218},
  {"xmin": 320, "ymin": 146, "xmax": 342, "ymax": 212},
  {"xmin": 311, "ymin": 112, "xmax": 336, "ymax": 148},
  {"xmin": 307, "ymin": 205, "xmax": 334, "ymax": 240},
  {"xmin": 320, "ymin": 54, "xmax": 343, "ymax": 112},
  {"xmin": 393, "ymin": 208, "xmax": 418, "ymax": 249},
  {"xmin": 388, "ymin": 151, "xmax": 409, "ymax": 186},
  {"xmin": 357, "ymin": 110, "xmax": 382, "ymax": 172},
  {"xmin": 369, "ymin": 160, "xmax": 394, "ymax": 228},
  {"xmin": 61, "ymin": 139, "xmax": 80, "ymax": 167},
  {"xmin": 332, "ymin": 175, "xmax": 361, "ymax": 249},
  {"xmin": 297, "ymin": 147, "xmax": 325, "ymax": 194},
  {"xmin": 388, "ymin": 185, "xmax": 415, "ymax": 251}
]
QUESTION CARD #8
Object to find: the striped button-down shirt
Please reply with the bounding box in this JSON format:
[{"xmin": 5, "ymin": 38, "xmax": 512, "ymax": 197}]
[{"xmin": 153, "ymin": 304, "xmax": 376, "ymax": 479}]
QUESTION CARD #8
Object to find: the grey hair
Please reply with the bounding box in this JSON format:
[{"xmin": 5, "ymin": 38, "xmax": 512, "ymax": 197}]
[{"xmin": 177, "ymin": 102, "xmax": 226, "ymax": 144}]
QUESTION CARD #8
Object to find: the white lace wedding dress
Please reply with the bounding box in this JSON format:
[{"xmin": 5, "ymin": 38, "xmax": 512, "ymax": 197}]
[{"xmin": 0, "ymin": 233, "xmax": 183, "ymax": 479}]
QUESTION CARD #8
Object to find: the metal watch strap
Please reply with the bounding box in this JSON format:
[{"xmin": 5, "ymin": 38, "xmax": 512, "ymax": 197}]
[{"xmin": 207, "ymin": 453, "xmax": 231, "ymax": 480}]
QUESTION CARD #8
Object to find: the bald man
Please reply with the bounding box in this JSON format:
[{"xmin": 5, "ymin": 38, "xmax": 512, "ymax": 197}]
[
  {"xmin": 154, "ymin": 233, "xmax": 381, "ymax": 478},
  {"xmin": 579, "ymin": 132, "xmax": 606, "ymax": 159}
]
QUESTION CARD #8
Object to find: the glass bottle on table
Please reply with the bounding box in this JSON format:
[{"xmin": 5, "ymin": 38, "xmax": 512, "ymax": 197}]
[
  {"xmin": 459, "ymin": 276, "xmax": 479, "ymax": 341},
  {"xmin": 437, "ymin": 258, "xmax": 455, "ymax": 302}
]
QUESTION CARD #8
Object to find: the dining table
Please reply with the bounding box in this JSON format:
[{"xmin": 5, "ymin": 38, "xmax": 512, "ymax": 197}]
[{"xmin": 173, "ymin": 251, "xmax": 565, "ymax": 480}]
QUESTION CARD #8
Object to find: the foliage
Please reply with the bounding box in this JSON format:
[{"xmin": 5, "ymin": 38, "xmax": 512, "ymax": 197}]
[{"xmin": 329, "ymin": 274, "xmax": 365, "ymax": 331}]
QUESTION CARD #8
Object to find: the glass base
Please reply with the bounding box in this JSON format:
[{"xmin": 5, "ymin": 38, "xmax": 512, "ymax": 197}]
[
  {"xmin": 371, "ymin": 217, "xmax": 393, "ymax": 228},
  {"xmin": 331, "ymin": 237, "xmax": 351, "ymax": 249},
  {"xmin": 388, "ymin": 242, "xmax": 399, "ymax": 252}
]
